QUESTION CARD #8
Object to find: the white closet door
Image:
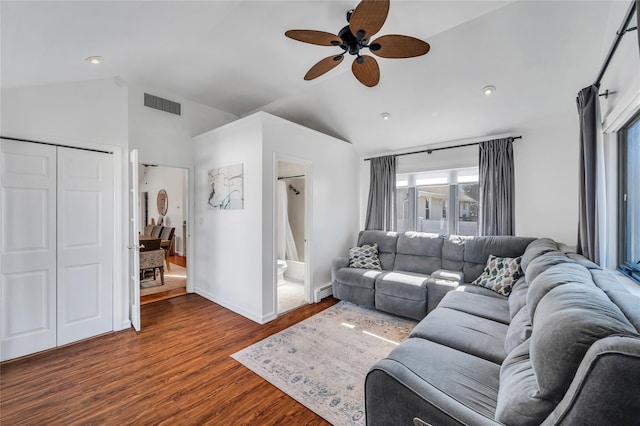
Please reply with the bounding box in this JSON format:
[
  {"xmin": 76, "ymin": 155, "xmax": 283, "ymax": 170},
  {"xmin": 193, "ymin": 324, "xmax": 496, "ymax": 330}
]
[
  {"xmin": 0, "ymin": 140, "xmax": 57, "ymax": 361},
  {"xmin": 57, "ymin": 147, "xmax": 114, "ymax": 345}
]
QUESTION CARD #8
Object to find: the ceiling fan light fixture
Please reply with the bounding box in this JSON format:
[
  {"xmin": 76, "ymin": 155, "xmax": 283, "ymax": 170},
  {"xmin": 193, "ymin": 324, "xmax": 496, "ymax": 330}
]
[
  {"xmin": 85, "ymin": 56, "xmax": 102, "ymax": 65},
  {"xmin": 482, "ymin": 85, "xmax": 496, "ymax": 96}
]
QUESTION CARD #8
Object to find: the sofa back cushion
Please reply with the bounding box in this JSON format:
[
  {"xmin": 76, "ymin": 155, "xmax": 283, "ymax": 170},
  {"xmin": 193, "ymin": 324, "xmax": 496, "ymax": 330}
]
[
  {"xmin": 462, "ymin": 236, "xmax": 535, "ymax": 283},
  {"xmin": 441, "ymin": 235, "xmax": 471, "ymax": 272},
  {"xmin": 526, "ymin": 262, "xmax": 592, "ymax": 320},
  {"xmin": 530, "ymin": 282, "xmax": 637, "ymax": 403},
  {"xmin": 521, "ymin": 237, "xmax": 557, "ymax": 272},
  {"xmin": 358, "ymin": 230, "xmax": 398, "ymax": 270},
  {"xmin": 393, "ymin": 232, "xmax": 442, "ymax": 275}
]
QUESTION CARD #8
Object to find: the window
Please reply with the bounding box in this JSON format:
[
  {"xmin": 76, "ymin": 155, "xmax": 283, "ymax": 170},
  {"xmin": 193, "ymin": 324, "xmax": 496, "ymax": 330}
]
[
  {"xmin": 397, "ymin": 168, "xmax": 479, "ymax": 236},
  {"xmin": 619, "ymin": 111, "xmax": 640, "ymax": 283}
]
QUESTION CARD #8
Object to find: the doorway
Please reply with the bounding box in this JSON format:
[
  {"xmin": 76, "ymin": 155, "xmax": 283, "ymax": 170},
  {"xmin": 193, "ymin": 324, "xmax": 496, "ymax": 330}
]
[
  {"xmin": 276, "ymin": 160, "xmax": 309, "ymax": 314},
  {"xmin": 138, "ymin": 164, "xmax": 188, "ymax": 304}
]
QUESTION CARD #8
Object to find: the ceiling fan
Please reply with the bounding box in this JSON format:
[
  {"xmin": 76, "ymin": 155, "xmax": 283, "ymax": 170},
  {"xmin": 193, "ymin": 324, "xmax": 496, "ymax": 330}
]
[{"xmin": 285, "ymin": 0, "xmax": 430, "ymax": 87}]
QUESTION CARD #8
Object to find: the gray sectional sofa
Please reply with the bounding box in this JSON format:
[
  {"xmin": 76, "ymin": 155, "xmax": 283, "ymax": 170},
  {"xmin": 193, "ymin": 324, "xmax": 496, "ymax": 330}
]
[{"xmin": 331, "ymin": 231, "xmax": 640, "ymax": 425}]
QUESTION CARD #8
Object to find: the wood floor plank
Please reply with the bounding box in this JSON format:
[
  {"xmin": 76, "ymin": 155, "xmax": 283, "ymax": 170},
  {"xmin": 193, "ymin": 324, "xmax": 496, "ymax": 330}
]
[{"xmin": 1, "ymin": 294, "xmax": 338, "ymax": 425}]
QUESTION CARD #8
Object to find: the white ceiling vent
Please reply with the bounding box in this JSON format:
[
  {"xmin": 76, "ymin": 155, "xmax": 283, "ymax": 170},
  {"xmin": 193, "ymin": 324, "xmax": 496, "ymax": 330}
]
[{"xmin": 144, "ymin": 93, "xmax": 181, "ymax": 116}]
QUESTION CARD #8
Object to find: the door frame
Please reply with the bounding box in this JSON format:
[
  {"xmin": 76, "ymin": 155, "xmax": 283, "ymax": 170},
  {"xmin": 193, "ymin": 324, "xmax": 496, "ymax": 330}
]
[
  {"xmin": 273, "ymin": 153, "xmax": 313, "ymax": 313},
  {"xmin": 134, "ymin": 161, "xmax": 193, "ymax": 294}
]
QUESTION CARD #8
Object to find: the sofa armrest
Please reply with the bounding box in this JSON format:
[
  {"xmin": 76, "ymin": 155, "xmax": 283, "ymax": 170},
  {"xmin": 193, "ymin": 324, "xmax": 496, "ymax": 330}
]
[
  {"xmin": 541, "ymin": 335, "xmax": 640, "ymax": 425},
  {"xmin": 331, "ymin": 257, "xmax": 350, "ymax": 282},
  {"xmin": 431, "ymin": 269, "xmax": 464, "ymax": 285}
]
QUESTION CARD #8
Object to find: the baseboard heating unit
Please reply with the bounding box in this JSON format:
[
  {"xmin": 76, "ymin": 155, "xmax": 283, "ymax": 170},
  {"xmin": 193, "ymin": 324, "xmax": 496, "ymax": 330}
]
[{"xmin": 314, "ymin": 283, "xmax": 333, "ymax": 303}]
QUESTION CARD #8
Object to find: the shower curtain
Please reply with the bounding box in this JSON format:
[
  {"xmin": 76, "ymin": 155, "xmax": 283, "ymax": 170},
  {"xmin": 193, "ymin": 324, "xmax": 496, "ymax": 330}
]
[{"xmin": 277, "ymin": 180, "xmax": 299, "ymax": 261}]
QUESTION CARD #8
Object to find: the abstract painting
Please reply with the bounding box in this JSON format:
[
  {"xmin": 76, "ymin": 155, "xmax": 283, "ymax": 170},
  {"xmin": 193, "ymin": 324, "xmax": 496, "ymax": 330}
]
[{"xmin": 207, "ymin": 163, "xmax": 244, "ymax": 209}]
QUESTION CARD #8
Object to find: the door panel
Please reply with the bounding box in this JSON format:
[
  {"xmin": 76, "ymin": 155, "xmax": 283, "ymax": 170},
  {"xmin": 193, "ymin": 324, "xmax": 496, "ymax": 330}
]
[
  {"xmin": 0, "ymin": 140, "xmax": 57, "ymax": 361},
  {"xmin": 129, "ymin": 150, "xmax": 141, "ymax": 331},
  {"xmin": 57, "ymin": 147, "xmax": 114, "ymax": 345}
]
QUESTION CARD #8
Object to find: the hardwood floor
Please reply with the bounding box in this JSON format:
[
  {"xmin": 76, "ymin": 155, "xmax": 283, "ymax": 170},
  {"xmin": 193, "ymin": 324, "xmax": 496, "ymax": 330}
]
[
  {"xmin": 140, "ymin": 256, "xmax": 188, "ymax": 304},
  {"xmin": 1, "ymin": 294, "xmax": 338, "ymax": 425}
]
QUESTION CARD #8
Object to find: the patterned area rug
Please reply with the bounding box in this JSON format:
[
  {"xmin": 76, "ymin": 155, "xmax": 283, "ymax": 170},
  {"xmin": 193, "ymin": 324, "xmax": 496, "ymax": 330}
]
[{"xmin": 231, "ymin": 301, "xmax": 417, "ymax": 425}]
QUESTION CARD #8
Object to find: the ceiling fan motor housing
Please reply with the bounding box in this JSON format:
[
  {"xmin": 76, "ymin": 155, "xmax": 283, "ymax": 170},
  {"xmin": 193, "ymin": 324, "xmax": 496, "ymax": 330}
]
[{"xmin": 338, "ymin": 25, "xmax": 370, "ymax": 55}]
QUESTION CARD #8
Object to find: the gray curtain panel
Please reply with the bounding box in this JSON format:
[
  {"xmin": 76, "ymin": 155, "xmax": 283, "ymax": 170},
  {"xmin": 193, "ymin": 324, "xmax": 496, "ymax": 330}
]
[
  {"xmin": 576, "ymin": 85, "xmax": 600, "ymax": 263},
  {"xmin": 478, "ymin": 138, "xmax": 515, "ymax": 236},
  {"xmin": 365, "ymin": 155, "xmax": 397, "ymax": 231}
]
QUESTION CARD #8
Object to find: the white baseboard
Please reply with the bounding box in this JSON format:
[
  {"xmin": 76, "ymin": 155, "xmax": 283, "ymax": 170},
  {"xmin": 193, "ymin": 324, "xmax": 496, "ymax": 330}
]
[{"xmin": 195, "ymin": 287, "xmax": 275, "ymax": 324}]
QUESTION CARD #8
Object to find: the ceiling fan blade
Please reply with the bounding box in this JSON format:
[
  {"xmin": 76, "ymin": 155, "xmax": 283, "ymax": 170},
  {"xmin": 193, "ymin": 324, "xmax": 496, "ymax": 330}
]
[
  {"xmin": 304, "ymin": 55, "xmax": 344, "ymax": 80},
  {"xmin": 349, "ymin": 0, "xmax": 390, "ymax": 40},
  {"xmin": 352, "ymin": 55, "xmax": 380, "ymax": 87},
  {"xmin": 285, "ymin": 30, "xmax": 342, "ymax": 46},
  {"xmin": 370, "ymin": 34, "xmax": 430, "ymax": 58}
]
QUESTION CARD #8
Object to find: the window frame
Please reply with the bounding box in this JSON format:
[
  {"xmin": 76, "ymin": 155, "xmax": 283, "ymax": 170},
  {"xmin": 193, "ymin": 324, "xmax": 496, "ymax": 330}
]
[
  {"xmin": 618, "ymin": 109, "xmax": 640, "ymax": 283},
  {"xmin": 397, "ymin": 168, "xmax": 479, "ymax": 236}
]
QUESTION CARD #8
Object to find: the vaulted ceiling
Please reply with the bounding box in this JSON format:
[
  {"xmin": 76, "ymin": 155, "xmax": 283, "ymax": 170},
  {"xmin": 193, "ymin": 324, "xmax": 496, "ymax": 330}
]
[{"xmin": 1, "ymin": 1, "xmax": 626, "ymax": 156}]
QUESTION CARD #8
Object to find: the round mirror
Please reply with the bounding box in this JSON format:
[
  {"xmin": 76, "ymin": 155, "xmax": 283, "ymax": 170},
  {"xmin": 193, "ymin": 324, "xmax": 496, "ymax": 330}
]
[{"xmin": 157, "ymin": 189, "xmax": 168, "ymax": 216}]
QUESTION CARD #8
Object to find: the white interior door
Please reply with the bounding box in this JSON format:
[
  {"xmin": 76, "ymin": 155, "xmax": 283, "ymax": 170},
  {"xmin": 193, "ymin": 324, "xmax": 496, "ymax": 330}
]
[
  {"xmin": 129, "ymin": 149, "xmax": 141, "ymax": 331},
  {"xmin": 0, "ymin": 140, "xmax": 57, "ymax": 361},
  {"xmin": 57, "ymin": 147, "xmax": 114, "ymax": 345}
]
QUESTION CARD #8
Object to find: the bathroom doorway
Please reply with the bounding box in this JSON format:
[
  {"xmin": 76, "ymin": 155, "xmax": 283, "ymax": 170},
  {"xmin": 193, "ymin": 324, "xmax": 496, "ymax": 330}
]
[{"xmin": 276, "ymin": 160, "xmax": 308, "ymax": 314}]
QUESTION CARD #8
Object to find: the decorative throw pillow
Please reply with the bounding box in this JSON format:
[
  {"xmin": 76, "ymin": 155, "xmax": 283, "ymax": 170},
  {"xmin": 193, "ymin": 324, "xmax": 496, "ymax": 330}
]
[
  {"xmin": 471, "ymin": 255, "xmax": 523, "ymax": 296},
  {"xmin": 349, "ymin": 243, "xmax": 382, "ymax": 270}
]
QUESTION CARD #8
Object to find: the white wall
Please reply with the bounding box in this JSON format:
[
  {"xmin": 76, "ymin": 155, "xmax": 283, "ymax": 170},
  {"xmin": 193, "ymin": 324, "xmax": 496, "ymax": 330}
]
[
  {"xmin": 1, "ymin": 78, "xmax": 240, "ymax": 330},
  {"xmin": 513, "ymin": 117, "xmax": 579, "ymax": 245},
  {"xmin": 193, "ymin": 112, "xmax": 358, "ymax": 323},
  {"xmin": 262, "ymin": 113, "xmax": 359, "ymax": 318},
  {"xmin": 139, "ymin": 165, "xmax": 188, "ymax": 255},
  {"xmin": 193, "ymin": 115, "xmax": 265, "ymax": 322},
  {"xmin": 359, "ymin": 120, "xmax": 580, "ymax": 246},
  {"xmin": 127, "ymin": 82, "xmax": 238, "ymax": 291},
  {"xmin": 128, "ymin": 83, "xmax": 237, "ymax": 168}
]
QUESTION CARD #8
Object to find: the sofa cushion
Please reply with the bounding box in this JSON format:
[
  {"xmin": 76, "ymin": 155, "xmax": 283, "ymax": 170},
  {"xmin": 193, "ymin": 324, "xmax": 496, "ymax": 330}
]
[
  {"xmin": 508, "ymin": 277, "xmax": 528, "ymax": 319},
  {"xmin": 470, "ymin": 255, "xmax": 523, "ymax": 296},
  {"xmin": 461, "ymin": 236, "xmax": 535, "ymax": 283},
  {"xmin": 437, "ymin": 290, "xmax": 510, "ymax": 324},
  {"xmin": 524, "ymin": 250, "xmax": 574, "ymax": 285},
  {"xmin": 334, "ymin": 267, "xmax": 384, "ymax": 290},
  {"xmin": 358, "ymin": 230, "xmax": 398, "ymax": 270},
  {"xmin": 441, "ymin": 235, "xmax": 470, "ymax": 272},
  {"xmin": 376, "ymin": 271, "xmax": 429, "ymax": 298},
  {"xmin": 495, "ymin": 340, "xmax": 556, "ymax": 426},
  {"xmin": 348, "ymin": 243, "xmax": 382, "ymax": 270},
  {"xmin": 504, "ymin": 306, "xmax": 532, "ymax": 354},
  {"xmin": 368, "ymin": 338, "xmax": 502, "ymax": 420},
  {"xmin": 526, "ymin": 263, "xmax": 592, "ymax": 320},
  {"xmin": 393, "ymin": 232, "xmax": 443, "ymax": 275},
  {"xmin": 410, "ymin": 308, "xmax": 508, "ymax": 364},
  {"xmin": 520, "ymin": 237, "xmax": 557, "ymax": 272},
  {"xmin": 375, "ymin": 271, "xmax": 430, "ymax": 320},
  {"xmin": 530, "ymin": 283, "xmax": 638, "ymax": 403}
]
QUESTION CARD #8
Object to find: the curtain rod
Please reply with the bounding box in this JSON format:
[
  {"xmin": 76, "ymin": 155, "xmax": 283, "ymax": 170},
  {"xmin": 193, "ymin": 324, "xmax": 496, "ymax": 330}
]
[
  {"xmin": 363, "ymin": 136, "xmax": 522, "ymax": 161},
  {"xmin": 594, "ymin": 0, "xmax": 637, "ymax": 87},
  {"xmin": 277, "ymin": 174, "xmax": 305, "ymax": 180}
]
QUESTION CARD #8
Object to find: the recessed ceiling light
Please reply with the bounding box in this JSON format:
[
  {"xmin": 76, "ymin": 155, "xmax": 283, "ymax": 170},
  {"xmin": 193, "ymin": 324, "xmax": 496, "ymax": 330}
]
[
  {"xmin": 482, "ymin": 85, "xmax": 496, "ymax": 96},
  {"xmin": 85, "ymin": 56, "xmax": 102, "ymax": 65},
  {"xmin": 381, "ymin": 112, "xmax": 391, "ymax": 120}
]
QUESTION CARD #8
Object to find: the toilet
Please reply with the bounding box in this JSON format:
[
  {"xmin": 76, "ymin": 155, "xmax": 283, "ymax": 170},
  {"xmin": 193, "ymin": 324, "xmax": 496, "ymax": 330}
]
[{"xmin": 277, "ymin": 259, "xmax": 288, "ymax": 284}]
